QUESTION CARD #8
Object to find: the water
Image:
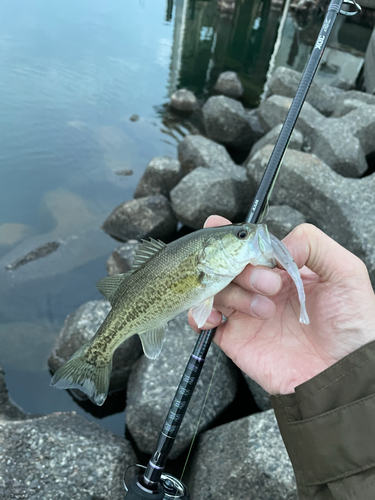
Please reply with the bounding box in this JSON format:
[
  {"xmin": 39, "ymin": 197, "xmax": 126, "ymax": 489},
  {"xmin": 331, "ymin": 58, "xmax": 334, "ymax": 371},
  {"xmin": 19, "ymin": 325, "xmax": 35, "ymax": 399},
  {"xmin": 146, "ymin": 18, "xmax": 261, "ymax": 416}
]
[{"xmin": 0, "ymin": 0, "xmax": 371, "ymax": 435}]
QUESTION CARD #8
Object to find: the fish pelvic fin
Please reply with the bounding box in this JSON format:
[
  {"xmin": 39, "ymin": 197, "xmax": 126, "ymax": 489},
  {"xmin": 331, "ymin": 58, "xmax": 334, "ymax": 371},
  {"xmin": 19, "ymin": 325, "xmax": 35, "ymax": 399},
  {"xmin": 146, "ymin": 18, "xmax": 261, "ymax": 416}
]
[{"xmin": 50, "ymin": 344, "xmax": 112, "ymax": 406}]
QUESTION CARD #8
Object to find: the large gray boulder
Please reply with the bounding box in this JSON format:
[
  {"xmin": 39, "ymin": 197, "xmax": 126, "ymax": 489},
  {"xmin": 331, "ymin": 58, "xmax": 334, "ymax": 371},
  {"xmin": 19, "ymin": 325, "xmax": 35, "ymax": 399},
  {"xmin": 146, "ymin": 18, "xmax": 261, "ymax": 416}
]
[
  {"xmin": 134, "ymin": 157, "xmax": 183, "ymax": 199},
  {"xmin": 102, "ymin": 195, "xmax": 177, "ymax": 242},
  {"xmin": 125, "ymin": 313, "xmax": 239, "ymax": 459},
  {"xmin": 247, "ymin": 123, "xmax": 303, "ymax": 161},
  {"xmin": 247, "ymin": 146, "xmax": 375, "ymax": 287},
  {"xmin": 48, "ymin": 300, "xmax": 142, "ymax": 398},
  {"xmin": 258, "ymin": 94, "xmax": 375, "ymax": 177},
  {"xmin": 0, "ymin": 363, "xmax": 27, "ymax": 421},
  {"xmin": 170, "ymin": 165, "xmax": 253, "ymax": 229},
  {"xmin": 186, "ymin": 410, "xmax": 297, "ymax": 499},
  {"xmin": 0, "ymin": 412, "xmax": 136, "ymax": 500},
  {"xmin": 178, "ymin": 135, "xmax": 235, "ymax": 174},
  {"xmin": 364, "ymin": 27, "xmax": 375, "ymax": 94},
  {"xmin": 202, "ymin": 96, "xmax": 257, "ymax": 149},
  {"xmin": 266, "ymin": 66, "xmax": 344, "ymax": 116},
  {"xmin": 265, "ymin": 205, "xmax": 306, "ymax": 241}
]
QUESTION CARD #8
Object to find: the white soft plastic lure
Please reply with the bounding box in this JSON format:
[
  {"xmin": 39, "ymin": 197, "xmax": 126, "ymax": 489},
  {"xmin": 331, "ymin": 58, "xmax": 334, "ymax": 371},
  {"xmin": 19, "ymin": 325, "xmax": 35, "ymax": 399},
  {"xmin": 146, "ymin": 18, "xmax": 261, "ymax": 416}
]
[{"xmin": 270, "ymin": 233, "xmax": 310, "ymax": 324}]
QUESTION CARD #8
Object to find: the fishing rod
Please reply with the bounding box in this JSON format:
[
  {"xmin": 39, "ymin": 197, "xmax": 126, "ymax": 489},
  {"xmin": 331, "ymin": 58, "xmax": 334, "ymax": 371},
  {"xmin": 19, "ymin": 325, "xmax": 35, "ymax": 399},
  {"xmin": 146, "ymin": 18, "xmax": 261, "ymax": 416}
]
[{"xmin": 124, "ymin": 0, "xmax": 361, "ymax": 497}]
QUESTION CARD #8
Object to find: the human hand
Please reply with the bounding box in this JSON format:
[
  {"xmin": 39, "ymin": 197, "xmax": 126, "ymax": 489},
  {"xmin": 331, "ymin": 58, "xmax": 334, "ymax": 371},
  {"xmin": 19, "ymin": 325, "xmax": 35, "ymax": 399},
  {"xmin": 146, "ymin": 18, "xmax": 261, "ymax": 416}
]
[{"xmin": 188, "ymin": 216, "xmax": 375, "ymax": 395}]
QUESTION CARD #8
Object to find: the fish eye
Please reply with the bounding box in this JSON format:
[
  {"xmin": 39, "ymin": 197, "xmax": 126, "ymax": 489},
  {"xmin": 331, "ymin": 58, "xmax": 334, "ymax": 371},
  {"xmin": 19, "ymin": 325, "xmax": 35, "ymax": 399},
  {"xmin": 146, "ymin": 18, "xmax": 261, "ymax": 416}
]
[{"xmin": 237, "ymin": 229, "xmax": 248, "ymax": 239}]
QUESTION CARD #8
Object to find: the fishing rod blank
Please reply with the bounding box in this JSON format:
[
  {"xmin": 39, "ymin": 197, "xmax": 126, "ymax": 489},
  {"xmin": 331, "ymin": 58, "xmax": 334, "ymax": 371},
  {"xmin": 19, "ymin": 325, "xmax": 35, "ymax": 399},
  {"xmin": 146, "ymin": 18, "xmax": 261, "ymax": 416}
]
[{"xmin": 124, "ymin": 0, "xmax": 361, "ymax": 497}]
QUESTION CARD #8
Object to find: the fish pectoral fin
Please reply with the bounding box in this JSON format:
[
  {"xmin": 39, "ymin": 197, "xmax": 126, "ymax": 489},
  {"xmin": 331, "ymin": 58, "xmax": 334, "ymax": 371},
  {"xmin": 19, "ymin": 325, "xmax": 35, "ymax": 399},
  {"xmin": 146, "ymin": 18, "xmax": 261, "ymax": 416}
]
[
  {"xmin": 96, "ymin": 273, "xmax": 131, "ymax": 304},
  {"xmin": 139, "ymin": 325, "xmax": 167, "ymax": 359},
  {"xmin": 191, "ymin": 296, "xmax": 214, "ymax": 329}
]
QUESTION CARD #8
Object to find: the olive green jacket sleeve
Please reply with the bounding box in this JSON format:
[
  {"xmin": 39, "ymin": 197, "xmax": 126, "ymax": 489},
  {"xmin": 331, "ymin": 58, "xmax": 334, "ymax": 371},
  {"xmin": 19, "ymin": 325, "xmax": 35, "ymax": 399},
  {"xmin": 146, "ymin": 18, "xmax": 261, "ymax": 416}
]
[{"xmin": 270, "ymin": 340, "xmax": 375, "ymax": 500}]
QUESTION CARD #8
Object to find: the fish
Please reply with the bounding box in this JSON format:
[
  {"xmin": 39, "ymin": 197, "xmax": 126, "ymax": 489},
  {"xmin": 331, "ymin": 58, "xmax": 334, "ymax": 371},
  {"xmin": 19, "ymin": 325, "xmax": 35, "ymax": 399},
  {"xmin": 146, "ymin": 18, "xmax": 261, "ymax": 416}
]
[{"xmin": 50, "ymin": 223, "xmax": 309, "ymax": 406}]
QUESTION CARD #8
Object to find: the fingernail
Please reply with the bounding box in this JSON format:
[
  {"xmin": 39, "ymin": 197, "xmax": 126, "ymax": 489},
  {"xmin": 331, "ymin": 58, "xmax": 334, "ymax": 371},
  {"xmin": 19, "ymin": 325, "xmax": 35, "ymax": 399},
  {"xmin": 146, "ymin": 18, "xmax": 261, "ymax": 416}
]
[
  {"xmin": 250, "ymin": 295, "xmax": 276, "ymax": 319},
  {"xmin": 250, "ymin": 268, "xmax": 281, "ymax": 295}
]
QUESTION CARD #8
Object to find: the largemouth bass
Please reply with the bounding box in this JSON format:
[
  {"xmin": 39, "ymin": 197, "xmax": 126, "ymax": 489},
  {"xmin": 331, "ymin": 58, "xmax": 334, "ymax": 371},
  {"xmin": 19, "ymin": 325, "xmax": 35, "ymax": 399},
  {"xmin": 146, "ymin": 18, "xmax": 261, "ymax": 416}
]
[{"xmin": 51, "ymin": 223, "xmax": 309, "ymax": 405}]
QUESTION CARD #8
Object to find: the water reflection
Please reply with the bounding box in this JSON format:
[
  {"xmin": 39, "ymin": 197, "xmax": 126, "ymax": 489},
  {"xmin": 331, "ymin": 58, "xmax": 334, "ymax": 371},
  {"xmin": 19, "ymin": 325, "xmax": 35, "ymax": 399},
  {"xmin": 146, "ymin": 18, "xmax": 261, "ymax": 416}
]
[{"xmin": 168, "ymin": 0, "xmax": 283, "ymax": 107}]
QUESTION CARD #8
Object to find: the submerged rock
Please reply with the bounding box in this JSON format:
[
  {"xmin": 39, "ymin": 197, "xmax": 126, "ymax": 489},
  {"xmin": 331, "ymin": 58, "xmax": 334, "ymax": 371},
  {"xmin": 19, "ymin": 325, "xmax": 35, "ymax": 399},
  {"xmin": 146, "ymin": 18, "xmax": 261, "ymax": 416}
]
[
  {"xmin": 170, "ymin": 165, "xmax": 253, "ymax": 229},
  {"xmin": 187, "ymin": 410, "xmax": 297, "ymax": 499},
  {"xmin": 5, "ymin": 241, "xmax": 60, "ymax": 271},
  {"xmin": 125, "ymin": 312, "xmax": 239, "ymax": 459},
  {"xmin": 0, "ymin": 412, "xmax": 136, "ymax": 500},
  {"xmin": 214, "ymin": 71, "xmax": 244, "ymax": 98},
  {"xmin": 48, "ymin": 300, "xmax": 142, "ymax": 398},
  {"xmin": 102, "ymin": 195, "xmax": 177, "ymax": 242},
  {"xmin": 170, "ymin": 89, "xmax": 198, "ymax": 112},
  {"xmin": 134, "ymin": 156, "xmax": 183, "ymax": 199}
]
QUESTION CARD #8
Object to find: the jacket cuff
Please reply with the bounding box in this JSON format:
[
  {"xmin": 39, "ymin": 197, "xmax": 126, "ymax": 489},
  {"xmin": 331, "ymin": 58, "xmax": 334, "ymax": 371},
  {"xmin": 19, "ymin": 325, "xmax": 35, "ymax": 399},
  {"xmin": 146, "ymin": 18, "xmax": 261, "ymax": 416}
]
[{"xmin": 270, "ymin": 340, "xmax": 375, "ymax": 486}]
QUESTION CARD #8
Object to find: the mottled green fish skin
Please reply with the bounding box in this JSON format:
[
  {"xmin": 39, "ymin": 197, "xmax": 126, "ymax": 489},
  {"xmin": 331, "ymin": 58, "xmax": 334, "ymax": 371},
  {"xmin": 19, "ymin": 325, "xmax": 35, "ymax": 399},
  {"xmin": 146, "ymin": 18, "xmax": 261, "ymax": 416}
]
[{"xmin": 51, "ymin": 223, "xmax": 275, "ymax": 405}]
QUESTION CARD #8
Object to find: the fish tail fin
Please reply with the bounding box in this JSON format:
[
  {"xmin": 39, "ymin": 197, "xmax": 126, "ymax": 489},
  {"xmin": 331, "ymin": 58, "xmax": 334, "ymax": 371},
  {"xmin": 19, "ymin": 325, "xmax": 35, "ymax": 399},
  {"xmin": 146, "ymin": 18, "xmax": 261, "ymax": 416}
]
[{"xmin": 50, "ymin": 343, "xmax": 112, "ymax": 406}]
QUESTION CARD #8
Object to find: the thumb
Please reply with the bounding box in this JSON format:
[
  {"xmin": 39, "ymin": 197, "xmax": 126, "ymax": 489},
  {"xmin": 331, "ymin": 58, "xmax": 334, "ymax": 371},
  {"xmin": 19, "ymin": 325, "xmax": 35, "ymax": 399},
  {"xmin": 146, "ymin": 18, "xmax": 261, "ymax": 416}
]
[{"xmin": 282, "ymin": 223, "xmax": 365, "ymax": 283}]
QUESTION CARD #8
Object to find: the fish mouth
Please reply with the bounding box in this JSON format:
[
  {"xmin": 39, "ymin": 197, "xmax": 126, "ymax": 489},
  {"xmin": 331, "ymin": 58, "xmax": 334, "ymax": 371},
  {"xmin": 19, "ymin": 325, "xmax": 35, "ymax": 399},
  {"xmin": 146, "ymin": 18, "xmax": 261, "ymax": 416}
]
[{"xmin": 253, "ymin": 225, "xmax": 276, "ymax": 267}]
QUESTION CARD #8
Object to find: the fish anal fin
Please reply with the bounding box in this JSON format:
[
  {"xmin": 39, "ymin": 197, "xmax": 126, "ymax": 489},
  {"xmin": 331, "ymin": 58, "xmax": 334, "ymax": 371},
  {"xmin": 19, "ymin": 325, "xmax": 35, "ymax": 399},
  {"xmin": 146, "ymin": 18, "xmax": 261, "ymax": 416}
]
[
  {"xmin": 132, "ymin": 238, "xmax": 166, "ymax": 271},
  {"xmin": 96, "ymin": 273, "xmax": 129, "ymax": 304},
  {"xmin": 139, "ymin": 325, "xmax": 167, "ymax": 359},
  {"xmin": 191, "ymin": 296, "xmax": 214, "ymax": 329}
]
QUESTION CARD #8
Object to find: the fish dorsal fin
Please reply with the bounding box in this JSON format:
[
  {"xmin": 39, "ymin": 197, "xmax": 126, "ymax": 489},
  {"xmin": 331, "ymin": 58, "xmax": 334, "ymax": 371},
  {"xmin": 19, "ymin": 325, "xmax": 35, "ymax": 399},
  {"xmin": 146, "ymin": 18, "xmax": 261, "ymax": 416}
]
[
  {"xmin": 96, "ymin": 273, "xmax": 129, "ymax": 305},
  {"xmin": 132, "ymin": 238, "xmax": 166, "ymax": 271},
  {"xmin": 139, "ymin": 325, "xmax": 167, "ymax": 359}
]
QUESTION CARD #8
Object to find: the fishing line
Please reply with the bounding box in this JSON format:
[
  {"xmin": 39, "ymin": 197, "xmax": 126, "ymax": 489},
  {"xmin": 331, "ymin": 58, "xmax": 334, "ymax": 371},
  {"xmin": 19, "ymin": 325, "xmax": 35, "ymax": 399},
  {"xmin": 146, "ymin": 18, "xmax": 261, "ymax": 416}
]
[{"xmin": 178, "ymin": 347, "xmax": 222, "ymax": 485}]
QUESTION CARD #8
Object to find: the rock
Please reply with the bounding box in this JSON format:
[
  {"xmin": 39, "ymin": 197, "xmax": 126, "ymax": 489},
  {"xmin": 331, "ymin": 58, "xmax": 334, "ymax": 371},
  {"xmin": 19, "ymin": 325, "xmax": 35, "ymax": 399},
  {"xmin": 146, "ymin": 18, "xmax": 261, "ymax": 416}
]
[
  {"xmin": 266, "ymin": 66, "xmax": 344, "ymax": 116},
  {"xmin": 247, "ymin": 146, "xmax": 375, "ymax": 287},
  {"xmin": 331, "ymin": 90, "xmax": 375, "ymax": 117},
  {"xmin": 170, "ymin": 166, "xmax": 253, "ymax": 229},
  {"xmin": 258, "ymin": 94, "xmax": 375, "ymax": 177},
  {"xmin": 246, "ymin": 108, "xmax": 266, "ymax": 142},
  {"xmin": 265, "ymin": 205, "xmax": 306, "ymax": 240},
  {"xmin": 214, "ymin": 71, "xmax": 244, "ymax": 98},
  {"xmin": 102, "ymin": 195, "xmax": 178, "ymax": 242},
  {"xmin": 5, "ymin": 241, "xmax": 60, "ymax": 271},
  {"xmin": 48, "ymin": 300, "xmax": 142, "ymax": 398},
  {"xmin": 177, "ymin": 135, "xmax": 235, "ymax": 174},
  {"xmin": 202, "ymin": 96, "xmax": 257, "ymax": 149},
  {"xmin": 242, "ymin": 373, "xmax": 272, "ymax": 411},
  {"xmin": 247, "ymin": 124, "xmax": 303, "ymax": 161},
  {"xmin": 106, "ymin": 240, "xmax": 139, "ymax": 275},
  {"xmin": 125, "ymin": 312, "xmax": 239, "ymax": 459},
  {"xmin": 187, "ymin": 410, "xmax": 297, "ymax": 499},
  {"xmin": 134, "ymin": 157, "xmax": 183, "ymax": 199},
  {"xmin": 170, "ymin": 89, "xmax": 198, "ymax": 112},
  {"xmin": 364, "ymin": 27, "xmax": 375, "ymax": 94},
  {"xmin": 0, "ymin": 412, "xmax": 136, "ymax": 500},
  {"xmin": 0, "ymin": 364, "xmax": 27, "ymax": 421}
]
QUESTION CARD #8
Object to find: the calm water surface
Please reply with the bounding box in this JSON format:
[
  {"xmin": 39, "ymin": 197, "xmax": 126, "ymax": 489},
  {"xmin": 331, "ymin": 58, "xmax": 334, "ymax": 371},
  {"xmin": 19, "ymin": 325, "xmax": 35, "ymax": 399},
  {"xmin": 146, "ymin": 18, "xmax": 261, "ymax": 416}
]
[{"xmin": 0, "ymin": 0, "xmax": 370, "ymax": 435}]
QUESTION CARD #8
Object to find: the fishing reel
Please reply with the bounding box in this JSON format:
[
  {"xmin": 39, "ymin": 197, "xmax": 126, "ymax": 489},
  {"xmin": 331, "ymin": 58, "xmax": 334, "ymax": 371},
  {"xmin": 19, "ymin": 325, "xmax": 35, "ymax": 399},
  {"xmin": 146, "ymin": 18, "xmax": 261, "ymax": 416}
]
[{"xmin": 124, "ymin": 465, "xmax": 190, "ymax": 500}]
